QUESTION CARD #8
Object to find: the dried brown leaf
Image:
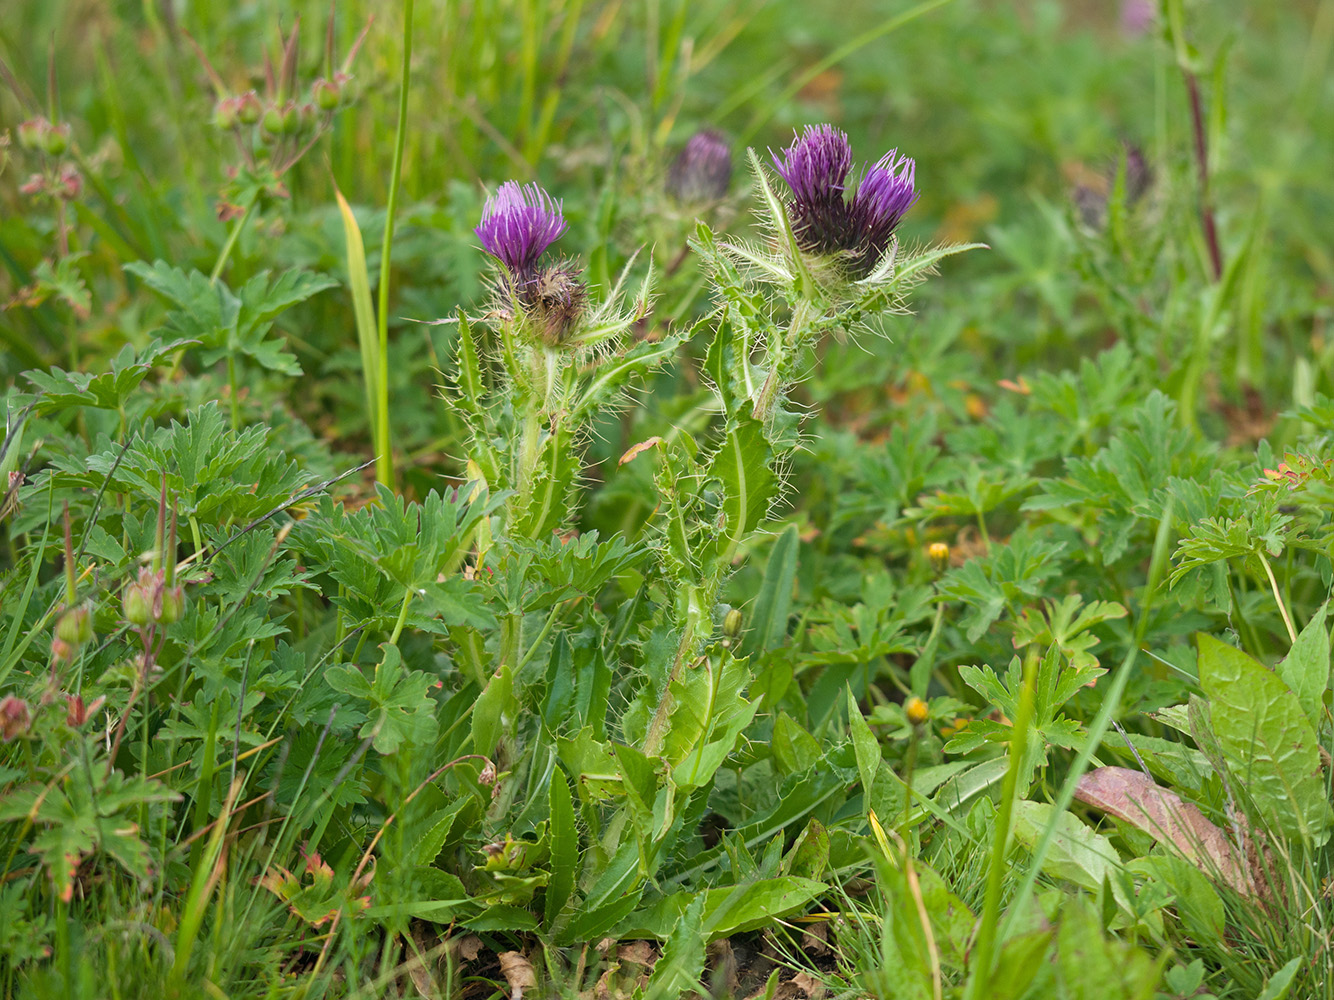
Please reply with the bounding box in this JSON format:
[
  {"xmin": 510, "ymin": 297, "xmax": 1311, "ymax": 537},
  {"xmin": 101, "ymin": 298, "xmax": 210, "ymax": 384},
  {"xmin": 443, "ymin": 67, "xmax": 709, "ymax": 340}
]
[
  {"xmin": 790, "ymin": 971, "xmax": 826, "ymax": 998},
  {"xmin": 1074, "ymin": 766, "xmax": 1252, "ymax": 895},
  {"xmin": 455, "ymin": 934, "xmax": 484, "ymax": 962},
  {"xmin": 498, "ymin": 950, "xmax": 537, "ymax": 1000},
  {"xmin": 616, "ymin": 940, "xmax": 657, "ymax": 967}
]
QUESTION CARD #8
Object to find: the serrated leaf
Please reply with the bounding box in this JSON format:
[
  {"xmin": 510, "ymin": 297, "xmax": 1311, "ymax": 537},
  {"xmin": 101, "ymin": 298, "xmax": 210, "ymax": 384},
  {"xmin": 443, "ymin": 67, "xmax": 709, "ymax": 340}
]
[{"xmin": 1196, "ymin": 633, "xmax": 1332, "ymax": 844}]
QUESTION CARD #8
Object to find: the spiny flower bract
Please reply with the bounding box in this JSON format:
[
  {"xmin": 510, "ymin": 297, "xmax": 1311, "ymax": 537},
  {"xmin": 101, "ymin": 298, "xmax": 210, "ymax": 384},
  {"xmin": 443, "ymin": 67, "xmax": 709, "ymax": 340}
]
[{"xmin": 475, "ymin": 181, "xmax": 568, "ymax": 279}]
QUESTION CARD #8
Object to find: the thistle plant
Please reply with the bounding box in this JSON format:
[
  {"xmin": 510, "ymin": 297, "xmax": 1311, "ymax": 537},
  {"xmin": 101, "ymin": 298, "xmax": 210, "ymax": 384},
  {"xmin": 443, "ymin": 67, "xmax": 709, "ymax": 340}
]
[
  {"xmin": 637, "ymin": 128, "xmax": 983, "ymax": 756},
  {"xmin": 444, "ymin": 180, "xmax": 677, "ymax": 544}
]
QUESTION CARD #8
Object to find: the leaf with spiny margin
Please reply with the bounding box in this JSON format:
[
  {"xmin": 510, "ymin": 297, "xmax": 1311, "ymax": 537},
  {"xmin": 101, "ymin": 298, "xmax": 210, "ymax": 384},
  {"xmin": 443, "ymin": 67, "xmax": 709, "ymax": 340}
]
[
  {"xmin": 450, "ymin": 308, "xmax": 488, "ymax": 417},
  {"xmin": 516, "ymin": 422, "xmax": 580, "ymax": 540},
  {"xmin": 661, "ymin": 657, "xmax": 758, "ymax": 788},
  {"xmin": 571, "ymin": 329, "xmax": 688, "ymax": 419},
  {"xmin": 544, "ymin": 765, "xmax": 579, "ymax": 929},
  {"xmin": 746, "ymin": 147, "xmax": 812, "ymax": 296},
  {"xmin": 699, "ymin": 417, "xmax": 776, "ymax": 569},
  {"xmin": 1196, "ymin": 633, "xmax": 1332, "ymax": 844}
]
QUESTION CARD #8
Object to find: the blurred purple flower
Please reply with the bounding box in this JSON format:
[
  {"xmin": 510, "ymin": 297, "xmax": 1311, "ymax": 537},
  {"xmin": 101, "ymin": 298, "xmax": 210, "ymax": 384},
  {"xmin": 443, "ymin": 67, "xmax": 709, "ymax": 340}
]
[
  {"xmin": 772, "ymin": 125, "xmax": 918, "ymax": 277},
  {"xmin": 667, "ymin": 129, "xmax": 733, "ymax": 204},
  {"xmin": 475, "ymin": 181, "xmax": 568, "ymax": 279},
  {"xmin": 1121, "ymin": 0, "xmax": 1154, "ymax": 37}
]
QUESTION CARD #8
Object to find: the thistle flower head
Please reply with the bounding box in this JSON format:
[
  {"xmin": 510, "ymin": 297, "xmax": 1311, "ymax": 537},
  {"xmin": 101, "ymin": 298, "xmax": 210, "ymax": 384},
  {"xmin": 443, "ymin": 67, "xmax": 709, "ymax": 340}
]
[
  {"xmin": 667, "ymin": 129, "xmax": 733, "ymax": 204},
  {"xmin": 475, "ymin": 181, "xmax": 569, "ymax": 279},
  {"xmin": 771, "ymin": 125, "xmax": 919, "ymax": 279},
  {"xmin": 848, "ymin": 150, "xmax": 919, "ymax": 274},
  {"xmin": 772, "ymin": 125, "xmax": 853, "ymax": 256}
]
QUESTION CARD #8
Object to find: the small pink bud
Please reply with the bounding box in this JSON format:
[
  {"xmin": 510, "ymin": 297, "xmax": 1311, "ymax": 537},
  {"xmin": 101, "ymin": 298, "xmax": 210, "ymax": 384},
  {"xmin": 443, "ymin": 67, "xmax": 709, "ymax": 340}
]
[{"xmin": 0, "ymin": 696, "xmax": 31, "ymax": 741}]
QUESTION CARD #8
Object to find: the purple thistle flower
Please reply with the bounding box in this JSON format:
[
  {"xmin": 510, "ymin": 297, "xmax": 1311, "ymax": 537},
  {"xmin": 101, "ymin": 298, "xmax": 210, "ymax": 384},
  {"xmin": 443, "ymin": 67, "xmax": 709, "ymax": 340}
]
[
  {"xmin": 772, "ymin": 125, "xmax": 854, "ymax": 257},
  {"xmin": 848, "ymin": 150, "xmax": 919, "ymax": 274},
  {"xmin": 667, "ymin": 129, "xmax": 733, "ymax": 204},
  {"xmin": 475, "ymin": 181, "xmax": 568, "ymax": 279},
  {"xmin": 771, "ymin": 125, "xmax": 919, "ymax": 278}
]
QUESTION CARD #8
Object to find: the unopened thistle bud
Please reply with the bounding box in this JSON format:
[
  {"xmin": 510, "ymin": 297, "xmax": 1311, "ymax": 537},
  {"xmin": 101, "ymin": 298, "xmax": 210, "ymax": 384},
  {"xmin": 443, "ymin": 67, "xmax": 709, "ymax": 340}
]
[
  {"xmin": 771, "ymin": 125, "xmax": 918, "ymax": 279},
  {"xmin": 666, "ymin": 129, "xmax": 732, "ymax": 204},
  {"xmin": 928, "ymin": 542, "xmax": 950, "ymax": 574},
  {"xmin": 904, "ymin": 696, "xmax": 930, "ymax": 726}
]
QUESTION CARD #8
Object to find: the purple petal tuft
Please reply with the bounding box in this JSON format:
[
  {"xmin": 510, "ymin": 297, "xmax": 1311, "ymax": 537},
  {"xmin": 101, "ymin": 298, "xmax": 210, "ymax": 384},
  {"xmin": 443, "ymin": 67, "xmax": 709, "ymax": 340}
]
[{"xmin": 475, "ymin": 181, "xmax": 568, "ymax": 278}]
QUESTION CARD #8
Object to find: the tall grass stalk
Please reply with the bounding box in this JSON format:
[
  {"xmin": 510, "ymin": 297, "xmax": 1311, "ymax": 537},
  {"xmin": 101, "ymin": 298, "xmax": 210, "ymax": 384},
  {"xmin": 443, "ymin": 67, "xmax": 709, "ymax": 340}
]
[
  {"xmin": 374, "ymin": 0, "xmax": 415, "ymax": 489},
  {"xmin": 961, "ymin": 649, "xmax": 1036, "ymax": 1000}
]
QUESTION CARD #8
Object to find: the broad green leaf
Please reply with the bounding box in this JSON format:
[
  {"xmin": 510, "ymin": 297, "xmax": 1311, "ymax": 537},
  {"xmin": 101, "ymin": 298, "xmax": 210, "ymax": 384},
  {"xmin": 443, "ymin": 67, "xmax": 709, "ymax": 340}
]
[
  {"xmin": 471, "ymin": 662, "xmax": 515, "ymax": 759},
  {"xmin": 1196, "ymin": 633, "xmax": 1332, "ymax": 844},
  {"xmin": 1277, "ymin": 601, "xmax": 1329, "ymax": 730},
  {"xmin": 621, "ymin": 877, "xmax": 826, "ymax": 941},
  {"xmin": 772, "ymin": 711, "xmax": 822, "ymax": 777},
  {"xmin": 705, "ymin": 417, "xmax": 776, "ymax": 568},
  {"xmin": 1011, "ymin": 800, "xmax": 1123, "ymax": 894},
  {"xmin": 847, "ymin": 687, "xmax": 881, "ymax": 802},
  {"xmin": 1257, "ymin": 957, "xmax": 1303, "ymax": 1000}
]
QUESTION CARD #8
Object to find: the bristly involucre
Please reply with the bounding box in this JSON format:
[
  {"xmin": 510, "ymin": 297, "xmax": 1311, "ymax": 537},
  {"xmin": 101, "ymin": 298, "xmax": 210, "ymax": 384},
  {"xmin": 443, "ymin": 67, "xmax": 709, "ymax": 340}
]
[
  {"xmin": 667, "ymin": 129, "xmax": 733, "ymax": 204},
  {"xmin": 475, "ymin": 181, "xmax": 568, "ymax": 279},
  {"xmin": 771, "ymin": 125, "xmax": 919, "ymax": 278}
]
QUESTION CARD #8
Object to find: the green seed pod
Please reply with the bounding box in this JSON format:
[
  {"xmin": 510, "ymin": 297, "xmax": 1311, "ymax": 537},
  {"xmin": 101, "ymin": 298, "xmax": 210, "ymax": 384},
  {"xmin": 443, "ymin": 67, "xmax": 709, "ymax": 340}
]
[
  {"xmin": 123, "ymin": 580, "xmax": 152, "ymax": 627},
  {"xmin": 261, "ymin": 105, "xmax": 286, "ymax": 136},
  {"xmin": 55, "ymin": 603, "xmax": 94, "ymax": 646},
  {"xmin": 237, "ymin": 91, "xmax": 262, "ymax": 126},
  {"xmin": 158, "ymin": 585, "xmax": 186, "ymax": 626},
  {"xmin": 17, "ymin": 119, "xmax": 46, "ymax": 151},
  {"xmin": 43, "ymin": 123, "xmax": 71, "ymax": 157},
  {"xmin": 313, "ymin": 78, "xmax": 341, "ymax": 111},
  {"xmin": 215, "ymin": 97, "xmax": 241, "ymax": 130},
  {"xmin": 723, "ymin": 608, "xmax": 743, "ymax": 640}
]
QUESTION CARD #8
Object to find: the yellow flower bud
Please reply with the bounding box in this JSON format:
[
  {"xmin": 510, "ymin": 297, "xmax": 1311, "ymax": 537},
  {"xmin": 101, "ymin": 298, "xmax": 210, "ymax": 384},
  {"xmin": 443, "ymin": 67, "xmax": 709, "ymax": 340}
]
[{"xmin": 904, "ymin": 696, "xmax": 930, "ymax": 726}]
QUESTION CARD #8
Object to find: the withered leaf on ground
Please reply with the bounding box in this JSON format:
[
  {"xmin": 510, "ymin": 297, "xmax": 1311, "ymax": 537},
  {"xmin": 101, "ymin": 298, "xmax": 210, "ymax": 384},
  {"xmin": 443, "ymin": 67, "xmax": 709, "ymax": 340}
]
[
  {"xmin": 1074, "ymin": 766, "xmax": 1252, "ymax": 895},
  {"xmin": 498, "ymin": 950, "xmax": 537, "ymax": 1000}
]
